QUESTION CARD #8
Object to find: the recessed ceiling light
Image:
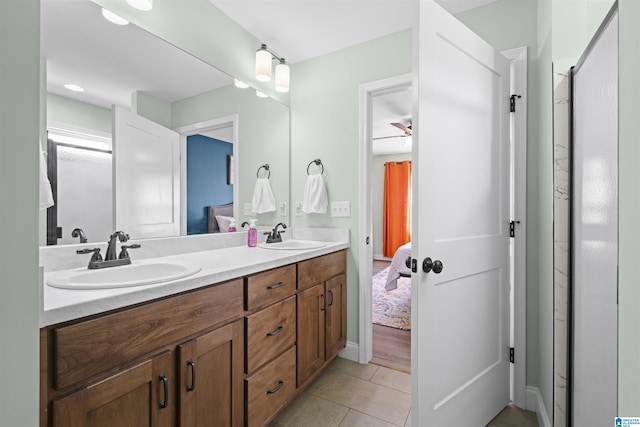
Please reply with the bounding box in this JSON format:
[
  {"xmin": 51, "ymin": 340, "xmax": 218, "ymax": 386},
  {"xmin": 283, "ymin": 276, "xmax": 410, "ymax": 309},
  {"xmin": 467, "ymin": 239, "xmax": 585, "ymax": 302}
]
[
  {"xmin": 255, "ymin": 90, "xmax": 268, "ymax": 98},
  {"xmin": 101, "ymin": 8, "xmax": 129, "ymax": 25},
  {"xmin": 126, "ymin": 0, "xmax": 153, "ymax": 11},
  {"xmin": 63, "ymin": 84, "xmax": 84, "ymax": 92},
  {"xmin": 234, "ymin": 79, "xmax": 250, "ymax": 89}
]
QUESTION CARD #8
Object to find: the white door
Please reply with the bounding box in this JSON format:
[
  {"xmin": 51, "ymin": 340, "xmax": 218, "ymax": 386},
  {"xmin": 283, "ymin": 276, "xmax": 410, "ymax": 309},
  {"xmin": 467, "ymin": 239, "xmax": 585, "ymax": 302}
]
[
  {"xmin": 113, "ymin": 106, "xmax": 180, "ymax": 239},
  {"xmin": 412, "ymin": 1, "xmax": 511, "ymax": 426}
]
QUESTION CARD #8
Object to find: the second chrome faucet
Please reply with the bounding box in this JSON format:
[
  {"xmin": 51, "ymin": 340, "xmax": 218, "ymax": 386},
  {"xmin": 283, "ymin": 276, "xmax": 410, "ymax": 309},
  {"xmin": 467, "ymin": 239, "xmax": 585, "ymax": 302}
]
[{"xmin": 77, "ymin": 231, "xmax": 140, "ymax": 269}]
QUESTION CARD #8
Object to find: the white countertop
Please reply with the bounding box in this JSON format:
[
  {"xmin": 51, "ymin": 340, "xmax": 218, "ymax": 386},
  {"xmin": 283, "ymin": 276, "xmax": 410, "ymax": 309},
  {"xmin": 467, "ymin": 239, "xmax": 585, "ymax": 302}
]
[{"xmin": 41, "ymin": 241, "xmax": 348, "ymax": 327}]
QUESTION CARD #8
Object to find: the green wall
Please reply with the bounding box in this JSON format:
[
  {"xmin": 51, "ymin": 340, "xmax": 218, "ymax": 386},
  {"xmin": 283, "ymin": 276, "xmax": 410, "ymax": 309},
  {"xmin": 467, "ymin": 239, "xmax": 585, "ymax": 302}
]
[
  {"xmin": 290, "ymin": 30, "xmax": 412, "ymax": 343},
  {"xmin": 47, "ymin": 93, "xmax": 111, "ymax": 134},
  {"xmin": 0, "ymin": 0, "xmax": 40, "ymax": 424}
]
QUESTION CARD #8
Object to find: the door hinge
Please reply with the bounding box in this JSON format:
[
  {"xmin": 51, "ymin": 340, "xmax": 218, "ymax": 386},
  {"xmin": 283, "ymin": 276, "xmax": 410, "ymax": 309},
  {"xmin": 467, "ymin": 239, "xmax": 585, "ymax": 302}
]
[
  {"xmin": 510, "ymin": 347, "xmax": 515, "ymax": 363},
  {"xmin": 509, "ymin": 220, "xmax": 520, "ymax": 238},
  {"xmin": 510, "ymin": 94, "xmax": 521, "ymax": 113}
]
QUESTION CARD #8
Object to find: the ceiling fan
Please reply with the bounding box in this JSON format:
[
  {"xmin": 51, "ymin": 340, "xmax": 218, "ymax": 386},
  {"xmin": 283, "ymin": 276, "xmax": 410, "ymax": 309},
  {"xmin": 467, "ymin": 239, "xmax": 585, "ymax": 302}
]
[{"xmin": 373, "ymin": 122, "xmax": 412, "ymax": 140}]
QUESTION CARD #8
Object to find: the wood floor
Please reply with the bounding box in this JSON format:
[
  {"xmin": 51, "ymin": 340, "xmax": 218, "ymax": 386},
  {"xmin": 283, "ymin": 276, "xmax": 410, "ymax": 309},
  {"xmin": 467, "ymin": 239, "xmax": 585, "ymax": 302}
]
[{"xmin": 372, "ymin": 260, "xmax": 411, "ymax": 373}]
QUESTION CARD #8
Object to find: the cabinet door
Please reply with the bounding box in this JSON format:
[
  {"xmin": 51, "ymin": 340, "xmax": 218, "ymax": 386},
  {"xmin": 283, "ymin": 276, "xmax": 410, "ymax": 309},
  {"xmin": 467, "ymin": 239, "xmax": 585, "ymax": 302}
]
[
  {"xmin": 325, "ymin": 274, "xmax": 347, "ymax": 360},
  {"xmin": 296, "ymin": 283, "xmax": 325, "ymax": 387},
  {"xmin": 52, "ymin": 351, "xmax": 173, "ymax": 427},
  {"xmin": 178, "ymin": 321, "xmax": 243, "ymax": 427}
]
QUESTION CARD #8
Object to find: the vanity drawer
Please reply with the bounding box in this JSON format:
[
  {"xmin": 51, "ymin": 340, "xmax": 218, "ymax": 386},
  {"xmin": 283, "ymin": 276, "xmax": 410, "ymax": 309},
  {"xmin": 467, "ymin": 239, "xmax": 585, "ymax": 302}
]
[
  {"xmin": 245, "ymin": 264, "xmax": 296, "ymax": 311},
  {"xmin": 246, "ymin": 296, "xmax": 296, "ymax": 373},
  {"xmin": 245, "ymin": 346, "xmax": 296, "ymax": 427},
  {"xmin": 53, "ymin": 279, "xmax": 243, "ymax": 390},
  {"xmin": 297, "ymin": 250, "xmax": 346, "ymax": 290}
]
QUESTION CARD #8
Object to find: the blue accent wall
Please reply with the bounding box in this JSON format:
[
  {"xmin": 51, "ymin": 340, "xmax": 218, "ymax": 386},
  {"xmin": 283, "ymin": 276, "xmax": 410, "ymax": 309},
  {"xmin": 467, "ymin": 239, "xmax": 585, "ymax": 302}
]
[{"xmin": 186, "ymin": 134, "xmax": 233, "ymax": 234}]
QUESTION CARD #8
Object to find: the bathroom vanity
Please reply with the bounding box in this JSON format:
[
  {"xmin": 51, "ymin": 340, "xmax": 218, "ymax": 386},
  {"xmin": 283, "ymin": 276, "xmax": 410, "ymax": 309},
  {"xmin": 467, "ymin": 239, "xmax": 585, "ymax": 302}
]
[{"xmin": 39, "ymin": 242, "xmax": 347, "ymax": 427}]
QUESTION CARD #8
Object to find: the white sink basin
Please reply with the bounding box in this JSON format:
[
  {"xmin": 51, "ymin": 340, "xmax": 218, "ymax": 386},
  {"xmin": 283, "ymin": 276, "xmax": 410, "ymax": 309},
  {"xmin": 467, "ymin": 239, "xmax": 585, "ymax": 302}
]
[
  {"xmin": 258, "ymin": 240, "xmax": 326, "ymax": 250},
  {"xmin": 47, "ymin": 261, "xmax": 201, "ymax": 290}
]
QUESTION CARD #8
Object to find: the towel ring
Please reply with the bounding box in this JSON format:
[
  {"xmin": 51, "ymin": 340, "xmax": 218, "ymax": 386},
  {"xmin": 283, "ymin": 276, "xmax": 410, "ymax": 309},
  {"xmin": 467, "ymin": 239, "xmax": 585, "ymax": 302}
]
[
  {"xmin": 306, "ymin": 159, "xmax": 324, "ymax": 175},
  {"xmin": 257, "ymin": 164, "xmax": 270, "ymax": 179}
]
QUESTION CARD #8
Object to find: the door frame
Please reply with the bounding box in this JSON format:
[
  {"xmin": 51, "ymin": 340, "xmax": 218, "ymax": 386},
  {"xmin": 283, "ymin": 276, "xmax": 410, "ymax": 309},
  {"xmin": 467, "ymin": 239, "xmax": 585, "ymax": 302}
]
[
  {"xmin": 357, "ymin": 46, "xmax": 528, "ymax": 409},
  {"xmin": 174, "ymin": 114, "xmax": 239, "ymax": 235}
]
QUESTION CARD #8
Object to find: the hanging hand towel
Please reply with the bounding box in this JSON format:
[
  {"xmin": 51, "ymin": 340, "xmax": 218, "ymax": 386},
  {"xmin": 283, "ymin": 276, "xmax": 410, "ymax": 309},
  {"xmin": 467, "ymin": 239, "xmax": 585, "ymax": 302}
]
[
  {"xmin": 251, "ymin": 178, "xmax": 276, "ymax": 213},
  {"xmin": 39, "ymin": 150, "xmax": 54, "ymax": 210},
  {"xmin": 302, "ymin": 174, "xmax": 328, "ymax": 214}
]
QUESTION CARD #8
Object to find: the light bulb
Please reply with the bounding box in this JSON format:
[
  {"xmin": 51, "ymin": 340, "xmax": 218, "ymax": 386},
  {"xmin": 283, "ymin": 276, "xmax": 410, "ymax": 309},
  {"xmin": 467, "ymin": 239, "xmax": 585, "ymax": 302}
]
[
  {"xmin": 255, "ymin": 47, "xmax": 272, "ymax": 82},
  {"xmin": 274, "ymin": 61, "xmax": 290, "ymax": 93},
  {"xmin": 234, "ymin": 79, "xmax": 250, "ymax": 89},
  {"xmin": 126, "ymin": 0, "xmax": 153, "ymax": 11},
  {"xmin": 101, "ymin": 8, "xmax": 129, "ymax": 25}
]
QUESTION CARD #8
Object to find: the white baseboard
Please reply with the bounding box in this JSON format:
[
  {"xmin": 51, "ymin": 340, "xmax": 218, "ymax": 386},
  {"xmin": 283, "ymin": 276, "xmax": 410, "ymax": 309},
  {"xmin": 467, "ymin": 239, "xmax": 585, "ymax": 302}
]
[
  {"xmin": 338, "ymin": 341, "xmax": 359, "ymax": 362},
  {"xmin": 526, "ymin": 386, "xmax": 551, "ymax": 427},
  {"xmin": 373, "ymin": 254, "xmax": 392, "ymax": 261}
]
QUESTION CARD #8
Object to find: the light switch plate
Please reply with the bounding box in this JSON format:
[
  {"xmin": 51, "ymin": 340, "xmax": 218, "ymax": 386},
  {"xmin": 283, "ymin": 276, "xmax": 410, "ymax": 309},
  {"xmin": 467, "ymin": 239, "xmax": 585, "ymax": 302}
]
[
  {"xmin": 295, "ymin": 201, "xmax": 303, "ymax": 216},
  {"xmin": 244, "ymin": 203, "xmax": 256, "ymax": 217},
  {"xmin": 331, "ymin": 201, "xmax": 351, "ymax": 217},
  {"xmin": 279, "ymin": 201, "xmax": 288, "ymax": 216}
]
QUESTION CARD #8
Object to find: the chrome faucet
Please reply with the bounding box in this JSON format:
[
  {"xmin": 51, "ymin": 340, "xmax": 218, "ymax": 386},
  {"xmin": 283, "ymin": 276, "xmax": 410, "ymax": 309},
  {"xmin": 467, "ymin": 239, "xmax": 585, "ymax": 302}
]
[
  {"xmin": 105, "ymin": 231, "xmax": 129, "ymax": 260},
  {"xmin": 264, "ymin": 222, "xmax": 287, "ymax": 243},
  {"xmin": 71, "ymin": 228, "xmax": 88, "ymax": 244},
  {"xmin": 77, "ymin": 231, "xmax": 140, "ymax": 269}
]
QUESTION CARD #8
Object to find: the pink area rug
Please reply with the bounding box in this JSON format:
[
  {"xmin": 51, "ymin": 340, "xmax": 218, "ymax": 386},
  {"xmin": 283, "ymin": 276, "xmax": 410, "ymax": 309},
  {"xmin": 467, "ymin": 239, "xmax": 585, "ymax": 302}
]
[{"xmin": 372, "ymin": 267, "xmax": 411, "ymax": 330}]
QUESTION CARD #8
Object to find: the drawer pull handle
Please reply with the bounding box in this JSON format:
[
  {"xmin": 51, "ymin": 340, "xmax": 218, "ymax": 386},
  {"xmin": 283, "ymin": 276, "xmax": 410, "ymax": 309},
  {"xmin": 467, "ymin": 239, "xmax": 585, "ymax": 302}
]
[
  {"xmin": 186, "ymin": 359, "xmax": 196, "ymax": 392},
  {"xmin": 266, "ymin": 326, "xmax": 284, "ymax": 337},
  {"xmin": 266, "ymin": 281, "xmax": 285, "ymax": 290},
  {"xmin": 267, "ymin": 380, "xmax": 284, "ymax": 395},
  {"xmin": 159, "ymin": 374, "xmax": 169, "ymax": 409},
  {"xmin": 328, "ymin": 289, "xmax": 334, "ymax": 306}
]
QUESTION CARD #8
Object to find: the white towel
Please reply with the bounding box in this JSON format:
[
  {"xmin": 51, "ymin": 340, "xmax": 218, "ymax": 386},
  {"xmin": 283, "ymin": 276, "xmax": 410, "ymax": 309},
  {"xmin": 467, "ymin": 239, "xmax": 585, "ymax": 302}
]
[
  {"xmin": 251, "ymin": 178, "xmax": 276, "ymax": 213},
  {"xmin": 302, "ymin": 174, "xmax": 328, "ymax": 214},
  {"xmin": 39, "ymin": 150, "xmax": 54, "ymax": 210}
]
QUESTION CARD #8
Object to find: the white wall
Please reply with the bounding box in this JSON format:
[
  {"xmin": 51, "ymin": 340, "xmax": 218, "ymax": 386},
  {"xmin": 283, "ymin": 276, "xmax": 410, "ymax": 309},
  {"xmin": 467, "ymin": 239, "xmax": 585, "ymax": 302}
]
[
  {"xmin": 0, "ymin": 0, "xmax": 40, "ymax": 424},
  {"xmin": 372, "ymin": 153, "xmax": 411, "ymax": 259}
]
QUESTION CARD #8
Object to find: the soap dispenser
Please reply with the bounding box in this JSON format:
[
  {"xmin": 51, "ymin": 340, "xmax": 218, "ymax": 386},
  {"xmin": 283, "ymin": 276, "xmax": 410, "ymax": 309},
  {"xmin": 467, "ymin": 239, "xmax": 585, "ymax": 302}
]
[
  {"xmin": 228, "ymin": 218, "xmax": 237, "ymax": 232},
  {"xmin": 248, "ymin": 219, "xmax": 258, "ymax": 247}
]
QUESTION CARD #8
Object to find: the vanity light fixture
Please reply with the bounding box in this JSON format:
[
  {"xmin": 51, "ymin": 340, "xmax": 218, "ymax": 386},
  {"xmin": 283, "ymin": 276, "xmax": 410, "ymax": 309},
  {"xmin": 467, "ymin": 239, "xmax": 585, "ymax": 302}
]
[
  {"xmin": 255, "ymin": 44, "xmax": 290, "ymax": 93},
  {"xmin": 63, "ymin": 84, "xmax": 84, "ymax": 92},
  {"xmin": 101, "ymin": 8, "xmax": 129, "ymax": 25},
  {"xmin": 234, "ymin": 79, "xmax": 250, "ymax": 89},
  {"xmin": 126, "ymin": 0, "xmax": 153, "ymax": 11}
]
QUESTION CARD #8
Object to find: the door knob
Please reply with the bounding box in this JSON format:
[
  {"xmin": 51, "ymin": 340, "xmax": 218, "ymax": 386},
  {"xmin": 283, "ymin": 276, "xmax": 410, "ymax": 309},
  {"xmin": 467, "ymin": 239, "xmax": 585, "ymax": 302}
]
[
  {"xmin": 423, "ymin": 257, "xmax": 444, "ymax": 274},
  {"xmin": 432, "ymin": 260, "xmax": 443, "ymax": 274},
  {"xmin": 405, "ymin": 256, "xmax": 412, "ymax": 269}
]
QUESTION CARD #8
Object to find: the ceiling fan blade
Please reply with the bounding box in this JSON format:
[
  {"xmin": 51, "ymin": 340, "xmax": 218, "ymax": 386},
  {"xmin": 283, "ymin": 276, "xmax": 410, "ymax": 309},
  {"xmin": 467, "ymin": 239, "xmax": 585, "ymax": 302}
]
[
  {"xmin": 372, "ymin": 134, "xmax": 410, "ymax": 140},
  {"xmin": 391, "ymin": 122, "xmax": 412, "ymax": 135}
]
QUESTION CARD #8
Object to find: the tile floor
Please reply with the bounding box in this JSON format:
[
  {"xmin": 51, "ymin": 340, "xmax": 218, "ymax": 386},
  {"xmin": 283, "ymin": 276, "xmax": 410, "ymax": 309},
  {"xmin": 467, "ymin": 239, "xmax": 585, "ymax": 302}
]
[{"xmin": 269, "ymin": 357, "xmax": 538, "ymax": 427}]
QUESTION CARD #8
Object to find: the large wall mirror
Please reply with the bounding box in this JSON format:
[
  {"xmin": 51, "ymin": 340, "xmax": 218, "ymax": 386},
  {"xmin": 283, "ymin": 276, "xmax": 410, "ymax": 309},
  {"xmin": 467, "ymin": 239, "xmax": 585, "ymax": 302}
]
[{"xmin": 40, "ymin": 0, "xmax": 290, "ymax": 246}]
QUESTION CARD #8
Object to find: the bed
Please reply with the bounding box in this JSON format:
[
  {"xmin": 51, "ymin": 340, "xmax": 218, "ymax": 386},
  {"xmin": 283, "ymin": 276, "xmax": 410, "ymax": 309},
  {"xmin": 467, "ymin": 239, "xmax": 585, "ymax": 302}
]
[
  {"xmin": 385, "ymin": 242, "xmax": 412, "ymax": 291},
  {"xmin": 207, "ymin": 204, "xmax": 234, "ymax": 233}
]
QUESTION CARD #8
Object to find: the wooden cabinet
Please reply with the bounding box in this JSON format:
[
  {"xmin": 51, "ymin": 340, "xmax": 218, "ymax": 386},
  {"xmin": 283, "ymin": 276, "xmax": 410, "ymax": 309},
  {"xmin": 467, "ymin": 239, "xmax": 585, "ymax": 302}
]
[
  {"xmin": 52, "ymin": 351, "xmax": 173, "ymax": 427},
  {"xmin": 41, "ymin": 249, "xmax": 347, "ymax": 427},
  {"xmin": 297, "ymin": 283, "xmax": 326, "ymax": 386},
  {"xmin": 178, "ymin": 321, "xmax": 243, "ymax": 427},
  {"xmin": 42, "ymin": 279, "xmax": 244, "ymax": 427},
  {"xmin": 325, "ymin": 274, "xmax": 347, "ymax": 359},
  {"xmin": 244, "ymin": 267, "xmax": 298, "ymax": 427},
  {"xmin": 296, "ymin": 251, "xmax": 347, "ymax": 388}
]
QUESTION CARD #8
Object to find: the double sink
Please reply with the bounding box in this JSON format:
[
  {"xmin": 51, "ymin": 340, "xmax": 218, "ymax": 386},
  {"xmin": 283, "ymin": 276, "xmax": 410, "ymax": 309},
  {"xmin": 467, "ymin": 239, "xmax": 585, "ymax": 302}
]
[{"xmin": 46, "ymin": 240, "xmax": 326, "ymax": 290}]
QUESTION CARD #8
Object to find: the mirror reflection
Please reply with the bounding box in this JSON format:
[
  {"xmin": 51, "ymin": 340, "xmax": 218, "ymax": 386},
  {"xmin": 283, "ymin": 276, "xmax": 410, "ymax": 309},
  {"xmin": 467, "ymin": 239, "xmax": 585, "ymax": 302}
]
[{"xmin": 41, "ymin": 0, "xmax": 290, "ymax": 245}]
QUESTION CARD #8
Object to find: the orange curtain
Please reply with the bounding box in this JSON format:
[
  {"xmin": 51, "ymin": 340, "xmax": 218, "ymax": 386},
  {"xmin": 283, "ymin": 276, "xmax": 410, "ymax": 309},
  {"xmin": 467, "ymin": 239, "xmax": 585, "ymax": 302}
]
[{"xmin": 383, "ymin": 160, "xmax": 412, "ymax": 257}]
